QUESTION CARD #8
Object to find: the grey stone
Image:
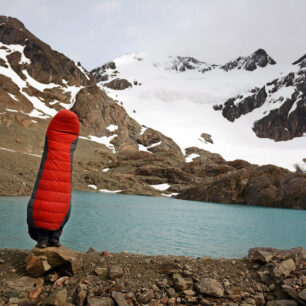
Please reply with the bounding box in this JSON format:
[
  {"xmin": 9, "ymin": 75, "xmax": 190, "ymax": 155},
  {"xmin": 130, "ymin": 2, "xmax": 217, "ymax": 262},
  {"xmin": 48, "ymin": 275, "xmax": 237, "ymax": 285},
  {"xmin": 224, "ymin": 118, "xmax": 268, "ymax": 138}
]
[
  {"xmin": 273, "ymin": 259, "xmax": 296, "ymax": 279},
  {"xmin": 95, "ymin": 267, "xmax": 108, "ymax": 277},
  {"xmin": 253, "ymin": 249, "xmax": 274, "ymax": 263},
  {"xmin": 137, "ymin": 289, "xmax": 155, "ymax": 304},
  {"xmin": 5, "ymin": 276, "xmax": 44, "ymax": 291},
  {"xmin": 266, "ymin": 300, "xmax": 298, "ymax": 306},
  {"xmin": 108, "ymin": 265, "xmax": 124, "ymax": 280},
  {"xmin": 87, "ymin": 296, "xmax": 115, "ymax": 306},
  {"xmin": 195, "ymin": 278, "xmax": 224, "ymax": 297},
  {"xmin": 298, "ymin": 289, "xmax": 306, "ymax": 301},
  {"xmin": 254, "ymin": 293, "xmax": 265, "ymax": 305},
  {"xmin": 172, "ymin": 273, "xmax": 193, "ymax": 290},
  {"xmin": 111, "ymin": 291, "xmax": 128, "ymax": 306},
  {"xmin": 44, "ymin": 288, "xmax": 67, "ymax": 306},
  {"xmin": 281, "ymin": 285, "xmax": 299, "ymax": 301},
  {"xmin": 76, "ymin": 283, "xmax": 88, "ymax": 306}
]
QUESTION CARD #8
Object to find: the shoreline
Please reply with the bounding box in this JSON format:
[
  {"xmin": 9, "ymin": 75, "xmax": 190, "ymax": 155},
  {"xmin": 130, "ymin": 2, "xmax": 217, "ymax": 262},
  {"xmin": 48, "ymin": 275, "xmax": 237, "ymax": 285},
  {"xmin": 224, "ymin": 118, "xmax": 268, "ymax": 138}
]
[{"xmin": 0, "ymin": 246, "xmax": 305, "ymax": 305}]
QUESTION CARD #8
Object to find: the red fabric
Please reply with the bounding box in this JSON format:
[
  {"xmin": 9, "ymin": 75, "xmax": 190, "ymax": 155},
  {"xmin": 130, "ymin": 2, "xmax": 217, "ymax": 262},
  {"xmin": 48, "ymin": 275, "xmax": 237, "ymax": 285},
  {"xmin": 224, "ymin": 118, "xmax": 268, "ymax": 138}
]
[{"xmin": 32, "ymin": 110, "xmax": 79, "ymax": 230}]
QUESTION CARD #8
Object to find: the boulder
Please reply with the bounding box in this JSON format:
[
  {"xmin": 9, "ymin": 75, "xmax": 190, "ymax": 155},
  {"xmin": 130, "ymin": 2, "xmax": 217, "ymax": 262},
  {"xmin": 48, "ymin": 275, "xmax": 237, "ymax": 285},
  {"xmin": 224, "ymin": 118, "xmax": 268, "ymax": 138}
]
[
  {"xmin": 195, "ymin": 278, "xmax": 224, "ymax": 297},
  {"xmin": 252, "ymin": 249, "xmax": 274, "ymax": 263},
  {"xmin": 266, "ymin": 300, "xmax": 298, "ymax": 306},
  {"xmin": 273, "ymin": 259, "xmax": 296, "ymax": 280},
  {"xmin": 108, "ymin": 265, "xmax": 124, "ymax": 280},
  {"xmin": 111, "ymin": 291, "xmax": 129, "ymax": 306},
  {"xmin": 26, "ymin": 246, "xmax": 83, "ymax": 277},
  {"xmin": 172, "ymin": 273, "xmax": 193, "ymax": 291},
  {"xmin": 44, "ymin": 288, "xmax": 68, "ymax": 306},
  {"xmin": 87, "ymin": 297, "xmax": 114, "ymax": 306}
]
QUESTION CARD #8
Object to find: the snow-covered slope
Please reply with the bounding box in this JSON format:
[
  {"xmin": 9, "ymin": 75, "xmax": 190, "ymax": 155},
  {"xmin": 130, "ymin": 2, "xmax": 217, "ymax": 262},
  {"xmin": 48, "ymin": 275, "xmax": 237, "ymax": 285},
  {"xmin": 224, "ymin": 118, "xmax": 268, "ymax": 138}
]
[{"xmin": 94, "ymin": 52, "xmax": 305, "ymax": 170}]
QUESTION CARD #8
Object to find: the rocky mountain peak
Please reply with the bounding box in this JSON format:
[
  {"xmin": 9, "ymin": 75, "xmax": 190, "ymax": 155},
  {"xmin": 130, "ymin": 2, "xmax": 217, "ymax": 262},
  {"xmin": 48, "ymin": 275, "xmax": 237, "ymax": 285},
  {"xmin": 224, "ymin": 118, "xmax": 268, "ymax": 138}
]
[
  {"xmin": 293, "ymin": 53, "xmax": 306, "ymax": 68},
  {"xmin": 165, "ymin": 55, "xmax": 217, "ymax": 73},
  {"xmin": 221, "ymin": 48, "xmax": 276, "ymax": 72}
]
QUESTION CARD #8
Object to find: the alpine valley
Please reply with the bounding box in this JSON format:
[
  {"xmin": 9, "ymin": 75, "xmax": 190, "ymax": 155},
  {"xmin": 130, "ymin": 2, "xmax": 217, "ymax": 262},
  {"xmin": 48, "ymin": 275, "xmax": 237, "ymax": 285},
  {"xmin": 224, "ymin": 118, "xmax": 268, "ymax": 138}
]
[{"xmin": 0, "ymin": 16, "xmax": 305, "ymax": 209}]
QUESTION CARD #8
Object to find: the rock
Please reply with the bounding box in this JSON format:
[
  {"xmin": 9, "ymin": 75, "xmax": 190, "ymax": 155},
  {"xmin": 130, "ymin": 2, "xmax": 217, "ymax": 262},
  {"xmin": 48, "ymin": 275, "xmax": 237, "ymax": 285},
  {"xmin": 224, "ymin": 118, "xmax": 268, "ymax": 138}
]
[
  {"xmin": 167, "ymin": 287, "xmax": 176, "ymax": 297},
  {"xmin": 281, "ymin": 285, "xmax": 299, "ymax": 301},
  {"xmin": 172, "ymin": 273, "xmax": 193, "ymax": 290},
  {"xmin": 28, "ymin": 287, "xmax": 42, "ymax": 299},
  {"xmin": 137, "ymin": 289, "xmax": 155, "ymax": 304},
  {"xmin": 53, "ymin": 276, "xmax": 71, "ymax": 289},
  {"xmin": 95, "ymin": 267, "xmax": 108, "ymax": 277},
  {"xmin": 252, "ymin": 249, "xmax": 274, "ymax": 263},
  {"xmin": 195, "ymin": 278, "xmax": 224, "ymax": 297},
  {"xmin": 253, "ymin": 293, "xmax": 265, "ymax": 305},
  {"xmin": 101, "ymin": 250, "xmax": 111, "ymax": 256},
  {"xmin": 104, "ymin": 78, "xmax": 132, "ymax": 90},
  {"xmin": 273, "ymin": 259, "xmax": 296, "ymax": 280},
  {"xmin": 112, "ymin": 291, "xmax": 129, "ymax": 306},
  {"xmin": 26, "ymin": 246, "xmax": 83, "ymax": 277},
  {"xmin": 44, "ymin": 288, "xmax": 68, "ymax": 306},
  {"xmin": 168, "ymin": 297, "xmax": 176, "ymax": 305},
  {"xmin": 266, "ymin": 300, "xmax": 298, "ymax": 306},
  {"xmin": 87, "ymin": 247, "xmax": 96, "ymax": 253},
  {"xmin": 0, "ymin": 258, "xmax": 4, "ymax": 264},
  {"xmin": 87, "ymin": 296, "xmax": 115, "ymax": 306},
  {"xmin": 75, "ymin": 283, "xmax": 88, "ymax": 306},
  {"xmin": 183, "ymin": 289, "xmax": 195, "ymax": 296},
  {"xmin": 243, "ymin": 298, "xmax": 256, "ymax": 305},
  {"xmin": 5, "ymin": 276, "xmax": 44, "ymax": 291},
  {"xmin": 299, "ymin": 289, "xmax": 306, "ymax": 301},
  {"xmin": 8, "ymin": 298, "xmax": 20, "ymax": 304},
  {"xmin": 108, "ymin": 265, "xmax": 124, "ymax": 280}
]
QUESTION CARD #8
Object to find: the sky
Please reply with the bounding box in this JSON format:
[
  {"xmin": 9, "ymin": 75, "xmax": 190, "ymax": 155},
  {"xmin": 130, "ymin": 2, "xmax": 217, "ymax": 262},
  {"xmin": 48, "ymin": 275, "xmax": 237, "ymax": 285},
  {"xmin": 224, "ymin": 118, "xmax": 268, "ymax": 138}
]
[{"xmin": 1, "ymin": 0, "xmax": 305, "ymax": 70}]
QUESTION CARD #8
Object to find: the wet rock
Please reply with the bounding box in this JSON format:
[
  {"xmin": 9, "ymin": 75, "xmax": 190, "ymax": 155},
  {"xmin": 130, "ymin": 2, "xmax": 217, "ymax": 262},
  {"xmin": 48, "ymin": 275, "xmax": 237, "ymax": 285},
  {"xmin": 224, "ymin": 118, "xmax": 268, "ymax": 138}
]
[
  {"xmin": 172, "ymin": 273, "xmax": 193, "ymax": 290},
  {"xmin": 137, "ymin": 289, "xmax": 155, "ymax": 304},
  {"xmin": 195, "ymin": 278, "xmax": 224, "ymax": 297},
  {"xmin": 266, "ymin": 300, "xmax": 298, "ymax": 306},
  {"xmin": 112, "ymin": 291, "xmax": 129, "ymax": 306},
  {"xmin": 273, "ymin": 259, "xmax": 296, "ymax": 280},
  {"xmin": 44, "ymin": 288, "xmax": 68, "ymax": 306},
  {"xmin": 26, "ymin": 246, "xmax": 83, "ymax": 277},
  {"xmin": 87, "ymin": 296, "xmax": 115, "ymax": 306},
  {"xmin": 108, "ymin": 265, "xmax": 124, "ymax": 280}
]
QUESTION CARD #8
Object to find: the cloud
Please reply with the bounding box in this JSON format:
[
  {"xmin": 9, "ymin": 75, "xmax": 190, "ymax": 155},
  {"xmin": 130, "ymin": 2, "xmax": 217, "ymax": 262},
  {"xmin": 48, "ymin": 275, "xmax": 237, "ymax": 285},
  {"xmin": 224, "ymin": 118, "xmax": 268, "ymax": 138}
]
[{"xmin": 94, "ymin": 0, "xmax": 122, "ymax": 16}]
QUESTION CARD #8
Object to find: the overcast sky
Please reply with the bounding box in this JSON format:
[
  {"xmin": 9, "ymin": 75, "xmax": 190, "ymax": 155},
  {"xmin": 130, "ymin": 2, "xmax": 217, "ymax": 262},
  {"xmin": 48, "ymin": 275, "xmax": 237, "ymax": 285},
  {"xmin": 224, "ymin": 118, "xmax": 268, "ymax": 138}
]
[{"xmin": 1, "ymin": 0, "xmax": 305, "ymax": 70}]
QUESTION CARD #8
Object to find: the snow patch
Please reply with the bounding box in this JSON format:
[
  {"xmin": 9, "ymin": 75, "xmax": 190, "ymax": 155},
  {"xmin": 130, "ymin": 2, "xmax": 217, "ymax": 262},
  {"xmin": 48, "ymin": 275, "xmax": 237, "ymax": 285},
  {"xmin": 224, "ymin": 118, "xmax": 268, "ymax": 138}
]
[
  {"xmin": 102, "ymin": 168, "xmax": 110, "ymax": 172},
  {"xmin": 185, "ymin": 153, "xmax": 200, "ymax": 163},
  {"xmin": 99, "ymin": 189, "xmax": 122, "ymax": 193},
  {"xmin": 79, "ymin": 135, "xmax": 117, "ymax": 153},
  {"xmin": 150, "ymin": 183, "xmax": 170, "ymax": 191},
  {"xmin": 162, "ymin": 193, "xmax": 179, "ymax": 197},
  {"xmin": 8, "ymin": 93, "xmax": 18, "ymax": 101},
  {"xmin": 106, "ymin": 124, "xmax": 118, "ymax": 132},
  {"xmin": 88, "ymin": 184, "xmax": 97, "ymax": 190}
]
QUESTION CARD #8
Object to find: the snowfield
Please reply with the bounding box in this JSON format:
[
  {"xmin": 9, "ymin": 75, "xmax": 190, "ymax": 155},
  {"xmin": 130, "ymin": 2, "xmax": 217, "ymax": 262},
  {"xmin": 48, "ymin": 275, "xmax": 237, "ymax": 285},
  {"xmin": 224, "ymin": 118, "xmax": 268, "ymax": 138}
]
[{"xmin": 99, "ymin": 53, "xmax": 305, "ymax": 170}]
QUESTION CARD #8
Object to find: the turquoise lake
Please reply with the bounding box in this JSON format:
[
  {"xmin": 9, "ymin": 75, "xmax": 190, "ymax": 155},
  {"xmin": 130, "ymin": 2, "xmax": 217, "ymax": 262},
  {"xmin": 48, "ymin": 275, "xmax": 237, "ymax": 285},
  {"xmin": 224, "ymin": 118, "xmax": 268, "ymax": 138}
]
[{"xmin": 0, "ymin": 191, "xmax": 305, "ymax": 258}]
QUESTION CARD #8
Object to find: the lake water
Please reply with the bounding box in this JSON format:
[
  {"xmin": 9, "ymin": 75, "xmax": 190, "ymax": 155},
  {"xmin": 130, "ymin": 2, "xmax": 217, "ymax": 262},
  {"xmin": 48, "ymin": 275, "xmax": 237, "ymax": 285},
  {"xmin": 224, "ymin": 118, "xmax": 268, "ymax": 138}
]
[{"xmin": 0, "ymin": 191, "xmax": 305, "ymax": 258}]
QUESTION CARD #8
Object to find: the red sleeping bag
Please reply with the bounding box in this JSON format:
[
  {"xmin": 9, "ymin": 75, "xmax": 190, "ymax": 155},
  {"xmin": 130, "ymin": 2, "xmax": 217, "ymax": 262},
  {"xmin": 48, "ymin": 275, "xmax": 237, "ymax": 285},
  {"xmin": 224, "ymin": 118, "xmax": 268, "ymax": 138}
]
[{"xmin": 27, "ymin": 110, "xmax": 79, "ymax": 231}]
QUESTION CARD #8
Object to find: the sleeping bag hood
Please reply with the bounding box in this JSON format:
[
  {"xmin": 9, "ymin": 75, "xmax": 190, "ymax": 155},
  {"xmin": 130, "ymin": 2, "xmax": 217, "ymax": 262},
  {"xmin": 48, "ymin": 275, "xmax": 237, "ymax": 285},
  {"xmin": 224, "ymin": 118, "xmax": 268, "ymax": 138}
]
[{"xmin": 27, "ymin": 109, "xmax": 80, "ymax": 231}]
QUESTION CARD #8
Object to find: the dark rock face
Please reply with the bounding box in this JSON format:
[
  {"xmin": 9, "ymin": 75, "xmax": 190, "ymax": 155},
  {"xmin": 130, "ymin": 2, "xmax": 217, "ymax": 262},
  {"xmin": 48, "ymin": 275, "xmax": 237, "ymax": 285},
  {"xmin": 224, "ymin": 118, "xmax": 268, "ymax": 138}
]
[
  {"xmin": 0, "ymin": 16, "xmax": 94, "ymax": 87},
  {"xmin": 216, "ymin": 56, "xmax": 306, "ymax": 141},
  {"xmin": 221, "ymin": 49, "xmax": 276, "ymax": 72},
  {"xmin": 104, "ymin": 78, "xmax": 132, "ymax": 90},
  {"xmin": 177, "ymin": 164, "xmax": 306, "ymax": 209},
  {"xmin": 166, "ymin": 56, "xmax": 217, "ymax": 73},
  {"xmin": 221, "ymin": 87, "xmax": 267, "ymax": 122},
  {"xmin": 90, "ymin": 61, "xmax": 117, "ymax": 82}
]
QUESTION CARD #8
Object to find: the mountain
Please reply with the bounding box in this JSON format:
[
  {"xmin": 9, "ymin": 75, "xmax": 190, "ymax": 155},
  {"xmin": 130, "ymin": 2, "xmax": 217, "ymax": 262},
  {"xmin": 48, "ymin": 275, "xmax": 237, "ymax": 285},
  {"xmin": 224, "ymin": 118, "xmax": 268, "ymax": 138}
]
[
  {"xmin": 0, "ymin": 16, "xmax": 305, "ymax": 209},
  {"xmin": 216, "ymin": 58, "xmax": 306, "ymax": 141}
]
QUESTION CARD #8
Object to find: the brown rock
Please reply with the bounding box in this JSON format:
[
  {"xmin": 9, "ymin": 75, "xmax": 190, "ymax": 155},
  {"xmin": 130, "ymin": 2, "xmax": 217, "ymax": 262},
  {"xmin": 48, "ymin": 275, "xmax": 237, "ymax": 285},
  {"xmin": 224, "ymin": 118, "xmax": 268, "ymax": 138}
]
[
  {"xmin": 87, "ymin": 296, "xmax": 115, "ymax": 306},
  {"xmin": 76, "ymin": 283, "xmax": 88, "ymax": 306},
  {"xmin": 108, "ymin": 265, "xmax": 124, "ymax": 280},
  {"xmin": 95, "ymin": 267, "xmax": 108, "ymax": 277},
  {"xmin": 28, "ymin": 287, "xmax": 42, "ymax": 299},
  {"xmin": 172, "ymin": 273, "xmax": 193, "ymax": 291},
  {"xmin": 44, "ymin": 288, "xmax": 68, "ymax": 306},
  {"xmin": 254, "ymin": 292, "xmax": 265, "ymax": 305},
  {"xmin": 298, "ymin": 289, "xmax": 306, "ymax": 301},
  {"xmin": 112, "ymin": 291, "xmax": 129, "ymax": 306},
  {"xmin": 26, "ymin": 246, "xmax": 83, "ymax": 277},
  {"xmin": 252, "ymin": 249, "xmax": 274, "ymax": 263},
  {"xmin": 137, "ymin": 289, "xmax": 155, "ymax": 304},
  {"xmin": 195, "ymin": 278, "xmax": 224, "ymax": 297},
  {"xmin": 273, "ymin": 259, "xmax": 296, "ymax": 279},
  {"xmin": 5, "ymin": 276, "xmax": 44, "ymax": 291},
  {"xmin": 266, "ymin": 300, "xmax": 298, "ymax": 306}
]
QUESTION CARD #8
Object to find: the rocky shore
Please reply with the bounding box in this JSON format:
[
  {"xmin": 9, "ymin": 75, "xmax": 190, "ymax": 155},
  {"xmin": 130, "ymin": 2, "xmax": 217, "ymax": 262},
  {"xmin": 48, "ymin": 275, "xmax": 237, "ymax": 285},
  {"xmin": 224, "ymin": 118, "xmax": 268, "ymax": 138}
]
[{"xmin": 0, "ymin": 246, "xmax": 305, "ymax": 306}]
